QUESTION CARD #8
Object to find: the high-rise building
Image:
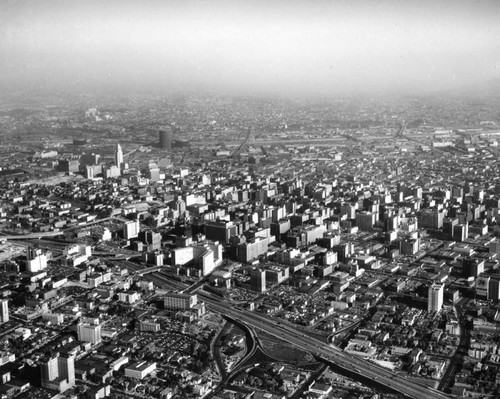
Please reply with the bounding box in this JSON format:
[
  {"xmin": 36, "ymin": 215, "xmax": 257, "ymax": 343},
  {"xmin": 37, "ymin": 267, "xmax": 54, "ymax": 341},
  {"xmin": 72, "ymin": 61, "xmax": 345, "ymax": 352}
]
[
  {"xmin": 453, "ymin": 223, "xmax": 469, "ymax": 242},
  {"xmin": 443, "ymin": 218, "xmax": 459, "ymax": 236},
  {"xmin": 115, "ymin": 143, "xmax": 123, "ymax": 168},
  {"xmin": 476, "ymin": 275, "xmax": 490, "ymax": 299},
  {"xmin": 142, "ymin": 231, "xmax": 162, "ymax": 251},
  {"xmin": 164, "ymin": 292, "xmax": 197, "ymax": 310},
  {"xmin": 205, "ymin": 220, "xmax": 238, "ymax": 244},
  {"xmin": 0, "ymin": 299, "xmax": 8, "ymax": 323},
  {"xmin": 462, "ymin": 258, "xmax": 485, "ymax": 278},
  {"xmin": 58, "ymin": 355, "xmax": 75, "ymax": 386},
  {"xmin": 26, "ymin": 247, "xmax": 48, "ymax": 273},
  {"xmin": 85, "ymin": 165, "xmax": 94, "ymax": 179},
  {"xmin": 250, "ymin": 269, "xmax": 266, "ymax": 293},
  {"xmin": 489, "ymin": 240, "xmax": 500, "ymax": 257},
  {"xmin": 40, "ymin": 356, "xmax": 59, "ymax": 382},
  {"xmin": 77, "ymin": 323, "xmax": 101, "ymax": 344},
  {"xmin": 159, "ymin": 129, "xmax": 173, "ymax": 150},
  {"xmin": 488, "ymin": 276, "xmax": 500, "ymax": 301},
  {"xmin": 236, "ymin": 237, "xmax": 270, "ymax": 263},
  {"xmin": 124, "ymin": 220, "xmax": 140, "ymax": 239},
  {"xmin": 104, "ymin": 165, "xmax": 121, "ymax": 179},
  {"xmin": 146, "ymin": 167, "xmax": 160, "ymax": 182},
  {"xmin": 57, "ymin": 159, "xmax": 79, "ymax": 173},
  {"xmin": 355, "ymin": 211, "xmax": 377, "ymax": 231},
  {"xmin": 418, "ymin": 209, "xmax": 444, "ymax": 229},
  {"xmin": 41, "ymin": 354, "xmax": 75, "ymax": 392},
  {"xmin": 385, "ymin": 215, "xmax": 400, "ymax": 232},
  {"xmin": 428, "ymin": 283, "xmax": 444, "ymax": 313},
  {"xmin": 80, "ymin": 153, "xmax": 100, "ymax": 166}
]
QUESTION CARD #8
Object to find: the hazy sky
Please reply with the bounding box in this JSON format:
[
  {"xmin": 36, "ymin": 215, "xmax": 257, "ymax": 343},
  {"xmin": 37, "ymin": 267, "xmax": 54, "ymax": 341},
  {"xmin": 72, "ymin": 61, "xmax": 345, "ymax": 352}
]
[{"xmin": 1, "ymin": 0, "xmax": 500, "ymax": 96}]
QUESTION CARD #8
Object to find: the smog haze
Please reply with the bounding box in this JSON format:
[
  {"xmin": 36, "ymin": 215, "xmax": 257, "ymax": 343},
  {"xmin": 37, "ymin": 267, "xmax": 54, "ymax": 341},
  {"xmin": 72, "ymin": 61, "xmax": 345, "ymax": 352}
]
[{"xmin": 1, "ymin": 0, "xmax": 500, "ymax": 96}]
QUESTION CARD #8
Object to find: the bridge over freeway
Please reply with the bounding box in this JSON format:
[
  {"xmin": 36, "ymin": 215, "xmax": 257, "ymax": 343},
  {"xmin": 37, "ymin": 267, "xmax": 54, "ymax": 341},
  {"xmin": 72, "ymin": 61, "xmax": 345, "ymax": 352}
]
[
  {"xmin": 134, "ymin": 265, "xmax": 169, "ymax": 276},
  {"xmin": 0, "ymin": 231, "xmax": 64, "ymax": 241}
]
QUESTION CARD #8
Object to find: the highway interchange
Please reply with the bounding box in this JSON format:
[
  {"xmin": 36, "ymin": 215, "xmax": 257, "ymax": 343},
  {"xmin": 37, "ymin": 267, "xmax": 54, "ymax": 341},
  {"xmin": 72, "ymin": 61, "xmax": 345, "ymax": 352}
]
[
  {"xmin": 197, "ymin": 289, "xmax": 453, "ymax": 399},
  {"xmin": 142, "ymin": 266, "xmax": 454, "ymax": 399}
]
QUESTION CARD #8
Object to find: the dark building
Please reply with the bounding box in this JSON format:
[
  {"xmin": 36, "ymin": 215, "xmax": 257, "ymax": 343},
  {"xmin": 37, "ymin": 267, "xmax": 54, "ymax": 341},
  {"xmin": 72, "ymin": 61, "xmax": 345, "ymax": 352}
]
[
  {"xmin": 159, "ymin": 128, "xmax": 173, "ymax": 150},
  {"xmin": 250, "ymin": 269, "xmax": 266, "ymax": 293},
  {"xmin": 57, "ymin": 160, "xmax": 79, "ymax": 173}
]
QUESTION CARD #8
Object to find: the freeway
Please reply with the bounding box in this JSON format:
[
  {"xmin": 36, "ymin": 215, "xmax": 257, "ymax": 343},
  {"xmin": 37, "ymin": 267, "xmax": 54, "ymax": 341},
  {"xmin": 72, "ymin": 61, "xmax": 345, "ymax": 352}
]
[
  {"xmin": 0, "ymin": 230, "xmax": 63, "ymax": 240},
  {"xmin": 199, "ymin": 290, "xmax": 452, "ymax": 399},
  {"xmin": 438, "ymin": 297, "xmax": 471, "ymax": 392}
]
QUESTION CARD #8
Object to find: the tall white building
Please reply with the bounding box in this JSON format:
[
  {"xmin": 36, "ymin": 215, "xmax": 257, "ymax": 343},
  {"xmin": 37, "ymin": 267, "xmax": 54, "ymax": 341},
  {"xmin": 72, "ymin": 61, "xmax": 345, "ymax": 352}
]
[
  {"xmin": 63, "ymin": 244, "xmax": 91, "ymax": 267},
  {"xmin": 41, "ymin": 354, "xmax": 75, "ymax": 393},
  {"xmin": 58, "ymin": 355, "xmax": 75, "ymax": 386},
  {"xmin": 0, "ymin": 299, "xmax": 8, "ymax": 323},
  {"xmin": 115, "ymin": 143, "xmax": 123, "ymax": 168},
  {"xmin": 124, "ymin": 220, "xmax": 140, "ymax": 239},
  {"xmin": 77, "ymin": 323, "xmax": 101, "ymax": 344},
  {"xmin": 428, "ymin": 283, "xmax": 444, "ymax": 313},
  {"xmin": 26, "ymin": 247, "xmax": 48, "ymax": 273}
]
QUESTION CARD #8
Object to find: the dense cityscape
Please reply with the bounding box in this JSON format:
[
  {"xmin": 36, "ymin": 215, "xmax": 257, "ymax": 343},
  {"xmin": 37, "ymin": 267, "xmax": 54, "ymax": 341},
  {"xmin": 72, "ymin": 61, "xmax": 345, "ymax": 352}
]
[
  {"xmin": 0, "ymin": 88, "xmax": 499, "ymax": 399},
  {"xmin": 2, "ymin": 0, "xmax": 500, "ymax": 398}
]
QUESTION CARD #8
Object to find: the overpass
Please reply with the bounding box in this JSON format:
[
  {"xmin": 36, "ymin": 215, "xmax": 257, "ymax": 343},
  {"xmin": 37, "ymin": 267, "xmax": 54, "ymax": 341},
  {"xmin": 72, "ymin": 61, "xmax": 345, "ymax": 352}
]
[
  {"xmin": 198, "ymin": 290, "xmax": 452, "ymax": 399},
  {"xmin": 134, "ymin": 265, "xmax": 168, "ymax": 276},
  {"xmin": 0, "ymin": 231, "xmax": 63, "ymax": 241}
]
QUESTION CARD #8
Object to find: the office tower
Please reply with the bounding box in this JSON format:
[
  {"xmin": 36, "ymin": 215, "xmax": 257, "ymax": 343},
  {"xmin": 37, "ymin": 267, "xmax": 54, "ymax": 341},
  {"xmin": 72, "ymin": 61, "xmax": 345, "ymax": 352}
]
[
  {"xmin": 336, "ymin": 242, "xmax": 354, "ymax": 263},
  {"xmin": 443, "ymin": 218, "xmax": 459, "ymax": 236},
  {"xmin": 77, "ymin": 323, "xmax": 102, "ymax": 344},
  {"xmin": 85, "ymin": 165, "xmax": 94, "ymax": 179},
  {"xmin": 462, "ymin": 258, "xmax": 485, "ymax": 278},
  {"xmin": 418, "ymin": 209, "xmax": 444, "ymax": 229},
  {"xmin": 146, "ymin": 167, "xmax": 160, "ymax": 182},
  {"xmin": 159, "ymin": 128, "xmax": 173, "ymax": 150},
  {"xmin": 428, "ymin": 283, "xmax": 444, "ymax": 313},
  {"xmin": 124, "ymin": 220, "xmax": 140, "ymax": 239},
  {"xmin": 476, "ymin": 275, "xmax": 489, "ymax": 299},
  {"xmin": 80, "ymin": 153, "xmax": 100, "ymax": 166},
  {"xmin": 142, "ymin": 231, "xmax": 161, "ymax": 251},
  {"xmin": 115, "ymin": 143, "xmax": 123, "ymax": 168},
  {"xmin": 204, "ymin": 220, "xmax": 238, "ymax": 243},
  {"xmin": 164, "ymin": 293, "xmax": 197, "ymax": 310},
  {"xmin": 385, "ymin": 215, "xmax": 399, "ymax": 232},
  {"xmin": 489, "ymin": 240, "xmax": 500, "ymax": 257},
  {"xmin": 175, "ymin": 199, "xmax": 186, "ymax": 215},
  {"xmin": 453, "ymin": 223, "xmax": 469, "ymax": 242},
  {"xmin": 473, "ymin": 189, "xmax": 484, "ymax": 202},
  {"xmin": 41, "ymin": 354, "xmax": 75, "ymax": 392},
  {"xmin": 57, "ymin": 159, "xmax": 79, "ymax": 173},
  {"xmin": 40, "ymin": 356, "xmax": 59, "ymax": 383},
  {"xmin": 412, "ymin": 187, "xmax": 423, "ymax": 198},
  {"xmin": 488, "ymin": 276, "xmax": 500, "ymax": 301},
  {"xmin": 26, "ymin": 247, "xmax": 48, "ymax": 273},
  {"xmin": 355, "ymin": 211, "xmax": 376, "ymax": 231},
  {"xmin": 0, "ymin": 299, "xmax": 8, "ymax": 323},
  {"xmin": 250, "ymin": 269, "xmax": 266, "ymax": 293},
  {"xmin": 105, "ymin": 165, "xmax": 121, "ymax": 179},
  {"xmin": 58, "ymin": 355, "xmax": 75, "ymax": 385}
]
